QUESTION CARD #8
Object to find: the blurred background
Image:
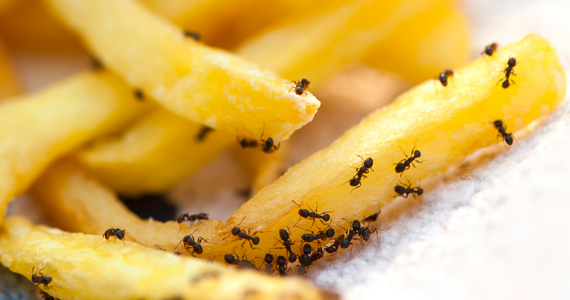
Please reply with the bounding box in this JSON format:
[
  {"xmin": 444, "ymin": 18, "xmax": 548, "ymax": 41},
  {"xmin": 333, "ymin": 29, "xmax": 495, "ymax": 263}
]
[{"xmin": 1, "ymin": 0, "xmax": 569, "ymax": 299}]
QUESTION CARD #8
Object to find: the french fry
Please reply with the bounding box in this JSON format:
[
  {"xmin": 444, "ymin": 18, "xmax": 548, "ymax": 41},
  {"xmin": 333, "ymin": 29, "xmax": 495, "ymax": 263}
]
[
  {"xmin": 0, "ymin": 38, "xmax": 20, "ymax": 99},
  {"xmin": 0, "ymin": 71, "xmax": 147, "ymax": 223},
  {"xmin": 78, "ymin": 107, "xmax": 234, "ymax": 196},
  {"xmin": 237, "ymin": 0, "xmax": 469, "ymax": 86},
  {"xmin": 0, "ymin": 217, "xmax": 330, "ymax": 300},
  {"xmin": 31, "ymin": 36, "xmax": 566, "ymax": 263},
  {"xmin": 141, "ymin": 0, "xmax": 349, "ymax": 49},
  {"xmin": 232, "ymin": 143, "xmax": 288, "ymax": 196},
  {"xmin": 43, "ymin": 0, "xmax": 320, "ymax": 142}
]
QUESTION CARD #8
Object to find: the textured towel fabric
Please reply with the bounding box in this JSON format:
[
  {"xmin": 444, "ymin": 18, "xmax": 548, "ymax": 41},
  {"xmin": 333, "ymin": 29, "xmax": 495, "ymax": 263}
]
[{"xmin": 309, "ymin": 0, "xmax": 570, "ymax": 299}]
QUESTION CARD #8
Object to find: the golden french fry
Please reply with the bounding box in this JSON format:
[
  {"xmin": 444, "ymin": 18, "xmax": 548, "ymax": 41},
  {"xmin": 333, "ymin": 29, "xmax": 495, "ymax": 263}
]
[
  {"xmin": 237, "ymin": 0, "xmax": 469, "ymax": 86},
  {"xmin": 0, "ymin": 71, "xmax": 147, "ymax": 223},
  {"xmin": 31, "ymin": 36, "xmax": 566, "ymax": 263},
  {"xmin": 43, "ymin": 0, "xmax": 320, "ymax": 142},
  {"xmin": 78, "ymin": 107, "xmax": 234, "ymax": 196},
  {"xmin": 141, "ymin": 0, "xmax": 349, "ymax": 49},
  {"xmin": 0, "ymin": 217, "xmax": 330, "ymax": 300},
  {"xmin": 0, "ymin": 0, "xmax": 84, "ymax": 53},
  {"xmin": 0, "ymin": 38, "xmax": 20, "ymax": 99}
]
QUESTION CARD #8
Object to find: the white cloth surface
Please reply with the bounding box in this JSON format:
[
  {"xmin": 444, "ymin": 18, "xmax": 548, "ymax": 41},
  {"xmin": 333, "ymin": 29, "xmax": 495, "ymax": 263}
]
[{"xmin": 308, "ymin": 1, "xmax": 570, "ymax": 299}]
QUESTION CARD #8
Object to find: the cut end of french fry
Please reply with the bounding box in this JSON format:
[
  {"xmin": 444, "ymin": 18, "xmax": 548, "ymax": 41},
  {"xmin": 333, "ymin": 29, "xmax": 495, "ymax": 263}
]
[{"xmin": 0, "ymin": 217, "xmax": 332, "ymax": 300}]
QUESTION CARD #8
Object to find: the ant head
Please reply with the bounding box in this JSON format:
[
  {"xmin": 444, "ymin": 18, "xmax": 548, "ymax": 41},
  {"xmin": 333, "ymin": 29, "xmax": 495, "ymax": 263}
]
[
  {"xmin": 301, "ymin": 78, "xmax": 310, "ymax": 85},
  {"xmin": 493, "ymin": 120, "xmax": 503, "ymax": 128},
  {"xmin": 326, "ymin": 228, "xmax": 335, "ymax": 238},
  {"xmin": 183, "ymin": 235, "xmax": 193, "ymax": 244},
  {"xmin": 295, "ymin": 87, "xmax": 304, "ymax": 95},
  {"xmin": 302, "ymin": 243, "xmax": 312, "ymax": 254},
  {"xmin": 416, "ymin": 187, "xmax": 424, "ymax": 195},
  {"xmin": 364, "ymin": 158, "xmax": 373, "ymax": 169},
  {"xmin": 264, "ymin": 253, "xmax": 274, "ymax": 263},
  {"xmin": 485, "ymin": 46, "xmax": 493, "ymax": 56},
  {"xmin": 252, "ymin": 237, "xmax": 260, "ymax": 245},
  {"xmin": 276, "ymin": 255, "xmax": 287, "ymax": 266},
  {"xmin": 231, "ymin": 227, "xmax": 241, "ymax": 236},
  {"xmin": 395, "ymin": 163, "xmax": 405, "ymax": 173},
  {"xmin": 361, "ymin": 228, "xmax": 371, "ymax": 241},
  {"xmin": 198, "ymin": 213, "xmax": 209, "ymax": 219},
  {"xmin": 115, "ymin": 229, "xmax": 125, "ymax": 240},
  {"xmin": 349, "ymin": 177, "xmax": 361, "ymax": 187},
  {"xmin": 279, "ymin": 229, "xmax": 289, "ymax": 241},
  {"xmin": 352, "ymin": 220, "xmax": 361, "ymax": 231},
  {"xmin": 298, "ymin": 209, "xmax": 309, "ymax": 218},
  {"xmin": 413, "ymin": 150, "xmax": 421, "ymax": 158},
  {"xmin": 239, "ymin": 139, "xmax": 248, "ymax": 148},
  {"xmin": 224, "ymin": 254, "xmax": 235, "ymax": 264},
  {"xmin": 505, "ymin": 135, "xmax": 514, "ymax": 145},
  {"xmin": 502, "ymin": 80, "xmax": 510, "ymax": 89},
  {"xmin": 322, "ymin": 214, "xmax": 330, "ymax": 222},
  {"xmin": 394, "ymin": 185, "xmax": 406, "ymax": 195},
  {"xmin": 508, "ymin": 57, "xmax": 516, "ymax": 67},
  {"xmin": 177, "ymin": 213, "xmax": 188, "ymax": 223}
]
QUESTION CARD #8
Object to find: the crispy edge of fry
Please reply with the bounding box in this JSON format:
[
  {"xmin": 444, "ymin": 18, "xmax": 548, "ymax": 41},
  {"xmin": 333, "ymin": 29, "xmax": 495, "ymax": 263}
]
[
  {"xmin": 43, "ymin": 0, "xmax": 320, "ymax": 142},
  {"xmin": 0, "ymin": 70, "xmax": 148, "ymax": 223},
  {"xmin": 0, "ymin": 217, "xmax": 330, "ymax": 300},
  {"xmin": 78, "ymin": 107, "xmax": 235, "ymax": 196}
]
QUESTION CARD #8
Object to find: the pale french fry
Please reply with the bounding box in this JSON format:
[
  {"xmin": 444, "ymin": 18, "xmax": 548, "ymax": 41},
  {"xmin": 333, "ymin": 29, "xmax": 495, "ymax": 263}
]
[
  {"xmin": 0, "ymin": 0, "xmax": 84, "ymax": 53},
  {"xmin": 0, "ymin": 217, "xmax": 330, "ymax": 300},
  {"xmin": 0, "ymin": 38, "xmax": 20, "ymax": 99},
  {"xmin": 141, "ymin": 0, "xmax": 349, "ymax": 49},
  {"xmin": 78, "ymin": 107, "xmax": 234, "ymax": 196},
  {"xmin": 0, "ymin": 71, "xmax": 147, "ymax": 223},
  {"xmin": 237, "ymin": 0, "xmax": 469, "ymax": 87},
  {"xmin": 43, "ymin": 0, "xmax": 320, "ymax": 142},
  {"xmin": 31, "ymin": 36, "xmax": 566, "ymax": 263},
  {"xmin": 29, "ymin": 157, "xmax": 218, "ymax": 250}
]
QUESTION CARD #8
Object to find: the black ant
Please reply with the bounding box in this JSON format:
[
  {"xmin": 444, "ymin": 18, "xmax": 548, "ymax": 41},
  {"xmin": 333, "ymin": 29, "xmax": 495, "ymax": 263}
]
[
  {"xmin": 363, "ymin": 210, "xmax": 381, "ymax": 223},
  {"xmin": 492, "ymin": 120, "xmax": 514, "ymax": 146},
  {"xmin": 177, "ymin": 212, "xmax": 209, "ymax": 224},
  {"xmin": 225, "ymin": 217, "xmax": 261, "ymax": 249},
  {"xmin": 259, "ymin": 125, "xmax": 280, "ymax": 153},
  {"xmin": 358, "ymin": 226, "xmax": 376, "ymax": 242},
  {"xmin": 276, "ymin": 255, "xmax": 288, "ymax": 276},
  {"xmin": 224, "ymin": 251, "xmax": 257, "ymax": 269},
  {"xmin": 394, "ymin": 178, "xmax": 424, "ymax": 198},
  {"xmin": 103, "ymin": 228, "xmax": 126, "ymax": 241},
  {"xmin": 239, "ymin": 137, "xmax": 258, "ymax": 149},
  {"xmin": 274, "ymin": 228, "xmax": 297, "ymax": 263},
  {"xmin": 394, "ymin": 145, "xmax": 422, "ymax": 176},
  {"xmin": 260, "ymin": 253, "xmax": 275, "ymax": 274},
  {"xmin": 481, "ymin": 43, "xmax": 498, "ymax": 57},
  {"xmin": 498, "ymin": 57, "xmax": 517, "ymax": 89},
  {"xmin": 196, "ymin": 126, "xmax": 214, "ymax": 142},
  {"xmin": 175, "ymin": 231, "xmax": 208, "ymax": 255},
  {"xmin": 134, "ymin": 89, "xmax": 144, "ymax": 101},
  {"xmin": 340, "ymin": 219, "xmax": 361, "ymax": 249},
  {"xmin": 183, "ymin": 30, "xmax": 200, "ymax": 41},
  {"xmin": 300, "ymin": 227, "xmax": 335, "ymax": 244},
  {"xmin": 344, "ymin": 156, "xmax": 374, "ymax": 193},
  {"xmin": 293, "ymin": 200, "xmax": 331, "ymax": 228},
  {"xmin": 436, "ymin": 69, "xmax": 454, "ymax": 87},
  {"xmin": 309, "ymin": 247, "xmax": 324, "ymax": 264},
  {"xmin": 31, "ymin": 267, "xmax": 52, "ymax": 289},
  {"xmin": 289, "ymin": 78, "xmax": 311, "ymax": 95}
]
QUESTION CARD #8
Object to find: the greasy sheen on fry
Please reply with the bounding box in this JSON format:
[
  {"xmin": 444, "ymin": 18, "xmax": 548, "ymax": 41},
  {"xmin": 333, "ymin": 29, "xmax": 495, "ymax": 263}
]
[
  {"xmin": 0, "ymin": 71, "xmax": 147, "ymax": 223},
  {"xmin": 78, "ymin": 107, "xmax": 234, "ymax": 196},
  {"xmin": 237, "ymin": 0, "xmax": 469, "ymax": 87},
  {"xmin": 43, "ymin": 0, "xmax": 320, "ymax": 142},
  {"xmin": 31, "ymin": 35, "xmax": 566, "ymax": 263},
  {"xmin": 0, "ymin": 217, "xmax": 330, "ymax": 300}
]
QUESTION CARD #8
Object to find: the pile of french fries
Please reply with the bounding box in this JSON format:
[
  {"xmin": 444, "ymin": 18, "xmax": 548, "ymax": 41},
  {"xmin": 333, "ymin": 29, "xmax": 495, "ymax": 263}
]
[{"xmin": 0, "ymin": 0, "xmax": 565, "ymax": 299}]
